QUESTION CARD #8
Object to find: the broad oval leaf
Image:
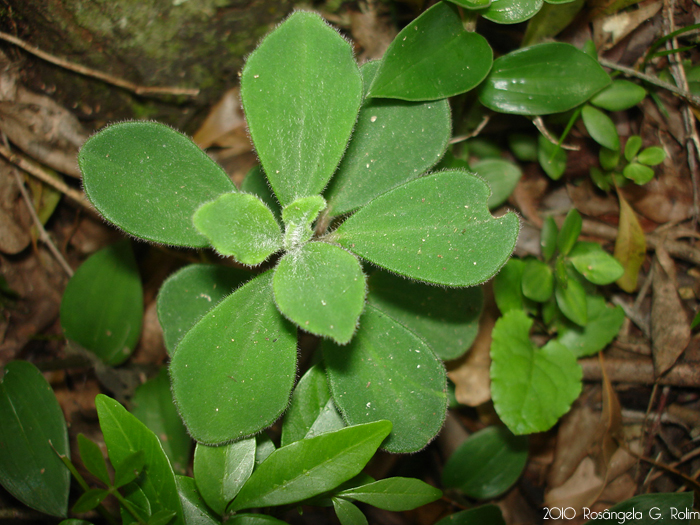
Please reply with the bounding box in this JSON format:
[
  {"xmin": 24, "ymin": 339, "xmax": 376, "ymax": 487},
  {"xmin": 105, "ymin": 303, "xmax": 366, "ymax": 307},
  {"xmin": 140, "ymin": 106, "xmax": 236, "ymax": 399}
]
[
  {"xmin": 590, "ymin": 79, "xmax": 646, "ymax": 111},
  {"xmin": 324, "ymin": 305, "xmax": 448, "ymax": 453},
  {"xmin": 367, "ymin": 1, "xmax": 493, "ymax": 101},
  {"xmin": 193, "ymin": 193, "xmax": 282, "ymax": 265},
  {"xmin": 274, "ymin": 242, "xmax": 366, "ymax": 344},
  {"xmin": 367, "ymin": 270, "xmax": 483, "ymax": 361},
  {"xmin": 157, "ymin": 264, "xmax": 250, "ymax": 355},
  {"xmin": 479, "ymin": 0, "xmax": 543, "ymax": 24},
  {"xmin": 60, "ymin": 240, "xmax": 142, "ymax": 366},
  {"xmin": 176, "ymin": 475, "xmax": 219, "ymax": 525},
  {"xmin": 624, "ymin": 135, "xmax": 643, "ymax": 161},
  {"xmin": 521, "ymin": 259, "xmax": 553, "ymax": 302},
  {"xmin": 170, "ymin": 272, "xmax": 297, "ymax": 444},
  {"xmin": 95, "ymin": 395, "xmax": 185, "ymax": 525},
  {"xmin": 332, "ymin": 171, "xmax": 520, "ymax": 287},
  {"xmin": 240, "ymin": 11, "xmax": 362, "ymax": 206},
  {"xmin": 79, "ymin": 121, "xmax": 235, "ymax": 247},
  {"xmin": 623, "ymin": 162, "xmax": 655, "ymax": 184},
  {"xmin": 281, "ymin": 364, "xmax": 332, "ymax": 447},
  {"xmin": 557, "ymin": 295, "xmax": 625, "ymax": 357},
  {"xmin": 435, "ymin": 505, "xmax": 506, "ymax": 525},
  {"xmin": 336, "ymin": 477, "xmax": 442, "ymax": 510},
  {"xmin": 442, "ymin": 426, "xmax": 528, "ymax": 499},
  {"xmin": 228, "ymin": 421, "xmax": 392, "ymax": 512},
  {"xmin": 194, "ymin": 438, "xmax": 256, "ymax": 516},
  {"xmin": 479, "ymin": 43, "xmax": 610, "ymax": 115},
  {"xmin": 333, "ymin": 497, "xmax": 367, "ymax": 525},
  {"xmin": 325, "ymin": 61, "xmax": 451, "ymax": 216},
  {"xmin": 638, "ymin": 146, "xmax": 666, "ymax": 166},
  {"xmin": 555, "ymin": 276, "xmax": 588, "ymax": 326},
  {"xmin": 471, "ymin": 158, "xmax": 522, "ymax": 209},
  {"xmin": 0, "ymin": 361, "xmax": 70, "ymax": 517},
  {"xmin": 490, "ymin": 311, "xmax": 582, "ymax": 434},
  {"xmin": 568, "ymin": 241, "xmax": 624, "ymax": 285},
  {"xmin": 581, "ymin": 105, "xmax": 620, "ymax": 151}
]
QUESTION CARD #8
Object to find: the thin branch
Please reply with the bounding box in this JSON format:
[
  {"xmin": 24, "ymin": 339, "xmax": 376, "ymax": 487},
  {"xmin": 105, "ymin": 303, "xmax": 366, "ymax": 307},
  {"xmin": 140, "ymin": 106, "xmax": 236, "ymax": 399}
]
[
  {"xmin": 532, "ymin": 116, "xmax": 580, "ymax": 151},
  {"xmin": 449, "ymin": 115, "xmax": 491, "ymax": 144},
  {"xmin": 580, "ymin": 356, "xmax": 700, "ymax": 387},
  {"xmin": 0, "ymin": 31, "xmax": 199, "ymax": 98}
]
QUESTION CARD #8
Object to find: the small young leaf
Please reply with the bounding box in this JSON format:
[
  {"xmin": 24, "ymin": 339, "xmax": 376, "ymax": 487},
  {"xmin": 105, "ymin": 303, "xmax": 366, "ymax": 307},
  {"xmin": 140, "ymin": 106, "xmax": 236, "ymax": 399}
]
[
  {"xmin": 79, "ymin": 121, "xmax": 235, "ymax": 247},
  {"xmin": 157, "ymin": 264, "xmax": 249, "ymax": 355},
  {"xmin": 490, "ymin": 311, "xmax": 582, "ymax": 434},
  {"xmin": 367, "ymin": 270, "xmax": 483, "ymax": 361},
  {"xmin": 255, "ymin": 434, "xmax": 276, "ymax": 467},
  {"xmin": 0, "ymin": 361, "xmax": 70, "ymax": 518},
  {"xmin": 623, "ymin": 162, "xmax": 655, "ymax": 185},
  {"xmin": 590, "ymin": 167, "xmax": 612, "ymax": 192},
  {"xmin": 568, "ymin": 241, "xmax": 624, "ymax": 284},
  {"xmin": 170, "ymin": 272, "xmax": 297, "ymax": 444},
  {"xmin": 508, "ymin": 133, "xmax": 538, "ymax": 162},
  {"xmin": 332, "ymin": 497, "xmax": 368, "ymax": 525},
  {"xmin": 60, "ymin": 240, "xmax": 143, "ymax": 366},
  {"xmin": 493, "ymin": 258, "xmax": 525, "ymax": 314},
  {"xmin": 479, "ymin": 43, "xmax": 610, "ymax": 115},
  {"xmin": 557, "ymin": 295, "xmax": 625, "ymax": 357},
  {"xmin": 147, "ymin": 510, "xmax": 177, "ymax": 525},
  {"xmin": 538, "ymin": 134, "xmax": 567, "ymax": 180},
  {"xmin": 120, "ymin": 482, "xmax": 151, "ymax": 525},
  {"xmin": 336, "ymin": 478, "xmax": 442, "ymax": 510},
  {"xmin": 614, "ymin": 192, "xmax": 646, "ymax": 292},
  {"xmin": 581, "ymin": 105, "xmax": 620, "ymax": 151},
  {"xmin": 479, "ymin": 0, "xmax": 543, "ymax": 24},
  {"xmin": 175, "ymin": 476, "xmax": 219, "ymax": 525},
  {"xmin": 241, "ymin": 11, "xmax": 362, "ymax": 206},
  {"xmin": 273, "ymin": 242, "xmax": 366, "ymax": 344},
  {"xmin": 228, "ymin": 515, "xmax": 290, "ymax": 525},
  {"xmin": 72, "ymin": 489, "xmax": 109, "ymax": 514},
  {"xmin": 281, "ymin": 196, "xmax": 326, "ymax": 250},
  {"xmin": 442, "ymin": 426, "xmax": 528, "ymax": 499},
  {"xmin": 324, "ymin": 305, "xmax": 447, "ymax": 453},
  {"xmin": 555, "ymin": 277, "xmax": 587, "ymax": 326},
  {"xmin": 624, "ymin": 135, "xmax": 643, "ymax": 162},
  {"xmin": 599, "ymin": 147, "xmax": 620, "ymax": 171},
  {"xmin": 471, "ymin": 158, "xmax": 523, "ymax": 209},
  {"xmin": 228, "ymin": 421, "xmax": 392, "ymax": 512},
  {"xmin": 367, "ymin": 2, "xmax": 493, "ymax": 101},
  {"xmin": 113, "ymin": 450, "xmax": 146, "ymax": 489},
  {"xmin": 332, "ymin": 171, "xmax": 520, "ymax": 287},
  {"xmin": 193, "ymin": 193, "xmax": 282, "ymax": 265},
  {"xmin": 521, "ymin": 259, "xmax": 553, "ymax": 303},
  {"xmin": 540, "ymin": 216, "xmax": 558, "ymax": 262},
  {"xmin": 281, "ymin": 364, "xmax": 331, "ymax": 447},
  {"xmin": 194, "ymin": 438, "xmax": 256, "ymax": 516},
  {"xmin": 305, "ymin": 398, "xmax": 346, "ymax": 439},
  {"xmin": 637, "ymin": 146, "xmax": 666, "ymax": 166},
  {"xmin": 557, "ymin": 209, "xmax": 582, "ymax": 256},
  {"xmin": 241, "ymin": 166, "xmax": 281, "ymax": 221},
  {"xmin": 590, "ymin": 79, "xmax": 646, "ymax": 111},
  {"xmin": 78, "ymin": 434, "xmax": 111, "ymax": 486}
]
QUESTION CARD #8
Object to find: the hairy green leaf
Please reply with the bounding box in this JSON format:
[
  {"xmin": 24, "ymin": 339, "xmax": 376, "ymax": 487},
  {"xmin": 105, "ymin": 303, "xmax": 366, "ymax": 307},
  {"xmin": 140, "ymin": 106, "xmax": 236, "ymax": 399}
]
[
  {"xmin": 241, "ymin": 165, "xmax": 281, "ymax": 221},
  {"xmin": 590, "ymin": 79, "xmax": 646, "ymax": 111},
  {"xmin": 557, "ymin": 295, "xmax": 625, "ymax": 357},
  {"xmin": 336, "ymin": 478, "xmax": 442, "ymax": 510},
  {"xmin": 282, "ymin": 196, "xmax": 326, "ymax": 250}
]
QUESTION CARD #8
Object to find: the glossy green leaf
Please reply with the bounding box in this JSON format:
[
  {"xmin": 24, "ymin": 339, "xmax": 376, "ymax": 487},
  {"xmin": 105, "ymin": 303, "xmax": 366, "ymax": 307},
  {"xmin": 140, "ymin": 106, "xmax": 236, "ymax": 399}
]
[
  {"xmin": 568, "ymin": 241, "xmax": 624, "ymax": 284},
  {"xmin": 131, "ymin": 368, "xmax": 192, "ymax": 474},
  {"xmin": 434, "ymin": 505, "xmax": 506, "ymax": 525},
  {"xmin": 472, "ymin": 159, "xmax": 522, "ymax": 209},
  {"xmin": 281, "ymin": 364, "xmax": 331, "ymax": 447},
  {"xmin": 588, "ymin": 492, "xmax": 693, "ymax": 524},
  {"xmin": 522, "ymin": 0, "xmax": 585, "ymax": 46},
  {"xmin": 113, "ymin": 450, "xmax": 146, "ymax": 489},
  {"xmin": 72, "ymin": 489, "xmax": 109, "ymax": 513},
  {"xmin": 599, "ymin": 147, "xmax": 620, "ymax": 171},
  {"xmin": 325, "ymin": 61, "xmax": 451, "ymax": 216},
  {"xmin": 336, "ymin": 477, "xmax": 442, "ymax": 510},
  {"xmin": 557, "ymin": 209, "xmax": 582, "ymax": 256},
  {"xmin": 479, "ymin": 43, "xmax": 610, "ymax": 115},
  {"xmin": 493, "ymin": 258, "xmax": 525, "ymax": 314},
  {"xmin": 157, "ymin": 264, "xmax": 249, "ymax": 355},
  {"xmin": 148, "ymin": 510, "xmax": 176, "ymax": 525},
  {"xmin": 624, "ymin": 135, "xmax": 643, "ymax": 162},
  {"xmin": 121, "ymin": 482, "xmax": 151, "ymax": 524},
  {"xmin": 95, "ymin": 394, "xmax": 184, "ymax": 525},
  {"xmin": 521, "ymin": 259, "xmax": 553, "ymax": 302},
  {"xmin": 255, "ymin": 434, "xmax": 276, "ymax": 466},
  {"xmin": 538, "ymin": 134, "xmax": 567, "ymax": 180},
  {"xmin": 240, "ymin": 11, "xmax": 362, "ymax": 206},
  {"xmin": 638, "ymin": 146, "xmax": 666, "ymax": 166},
  {"xmin": 540, "ymin": 216, "xmax": 558, "ymax": 262},
  {"xmin": 508, "ymin": 133, "xmax": 538, "ymax": 162},
  {"xmin": 557, "ymin": 295, "xmax": 625, "ymax": 357},
  {"xmin": 193, "ymin": 193, "xmax": 282, "ymax": 265},
  {"xmin": 194, "ymin": 438, "xmax": 255, "ymax": 516},
  {"xmin": 176, "ymin": 476, "xmax": 219, "ymax": 525},
  {"xmin": 590, "ymin": 79, "xmax": 646, "ymax": 111},
  {"xmin": 333, "ymin": 497, "xmax": 368, "ymax": 525},
  {"xmin": 333, "ymin": 171, "xmax": 519, "ymax": 287},
  {"xmin": 79, "ymin": 121, "xmax": 235, "ymax": 247},
  {"xmin": 60, "ymin": 240, "xmax": 143, "ymax": 366},
  {"xmin": 590, "ymin": 167, "xmax": 612, "ymax": 192},
  {"xmin": 490, "ymin": 311, "xmax": 582, "ymax": 434},
  {"xmin": 241, "ymin": 165, "xmax": 281, "ymax": 221},
  {"xmin": 324, "ymin": 305, "xmax": 447, "ymax": 453},
  {"xmin": 555, "ymin": 276, "xmax": 587, "ymax": 326},
  {"xmin": 367, "ymin": 1, "xmax": 493, "ymax": 101},
  {"xmin": 479, "ymin": 0, "xmax": 543, "ymax": 24},
  {"xmin": 228, "ymin": 515, "xmax": 289, "ymax": 525},
  {"xmin": 170, "ymin": 272, "xmax": 297, "ymax": 444},
  {"xmin": 282, "ymin": 196, "xmax": 326, "ymax": 250},
  {"xmin": 306, "ymin": 399, "xmax": 346, "ymax": 439},
  {"xmin": 228, "ymin": 421, "xmax": 392, "ymax": 511},
  {"xmin": 442, "ymin": 426, "xmax": 528, "ymax": 499},
  {"xmin": 0, "ymin": 361, "xmax": 70, "ymax": 517},
  {"xmin": 582, "ymin": 105, "xmax": 620, "ymax": 151},
  {"xmin": 623, "ymin": 162, "xmax": 655, "ymax": 184},
  {"xmin": 273, "ymin": 242, "xmax": 366, "ymax": 344},
  {"xmin": 367, "ymin": 270, "xmax": 483, "ymax": 361},
  {"xmin": 78, "ymin": 433, "xmax": 110, "ymax": 486}
]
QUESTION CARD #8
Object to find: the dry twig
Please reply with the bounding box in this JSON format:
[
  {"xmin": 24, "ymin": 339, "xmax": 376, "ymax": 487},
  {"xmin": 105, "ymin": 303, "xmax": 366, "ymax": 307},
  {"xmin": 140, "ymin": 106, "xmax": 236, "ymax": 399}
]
[{"xmin": 532, "ymin": 116, "xmax": 580, "ymax": 151}]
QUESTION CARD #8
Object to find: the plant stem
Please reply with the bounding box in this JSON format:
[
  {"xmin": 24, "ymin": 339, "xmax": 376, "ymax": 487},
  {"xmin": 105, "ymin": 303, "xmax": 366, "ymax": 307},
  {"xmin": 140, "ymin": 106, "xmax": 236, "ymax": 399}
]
[{"xmin": 111, "ymin": 488, "xmax": 149, "ymax": 525}]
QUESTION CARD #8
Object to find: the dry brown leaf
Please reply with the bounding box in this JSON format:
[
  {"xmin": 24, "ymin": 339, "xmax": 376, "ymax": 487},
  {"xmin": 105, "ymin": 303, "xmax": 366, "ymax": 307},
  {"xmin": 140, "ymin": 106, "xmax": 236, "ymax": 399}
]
[
  {"xmin": 0, "ymin": 160, "xmax": 30, "ymax": 254},
  {"xmin": 567, "ymin": 178, "xmax": 619, "ymax": 218},
  {"xmin": 614, "ymin": 190, "xmax": 646, "ymax": 292},
  {"xmin": 545, "ymin": 457, "xmax": 604, "ymax": 511},
  {"xmin": 651, "ymin": 246, "xmax": 691, "ymax": 376},
  {"xmin": 349, "ymin": 1, "xmax": 397, "ymax": 63},
  {"xmin": 192, "ymin": 87, "xmax": 250, "ymax": 153},
  {"xmin": 592, "ymin": 1, "xmax": 662, "ymax": 51},
  {"xmin": 548, "ymin": 402, "xmax": 600, "ymax": 488},
  {"xmin": 593, "ymin": 353, "xmax": 623, "ymax": 476}
]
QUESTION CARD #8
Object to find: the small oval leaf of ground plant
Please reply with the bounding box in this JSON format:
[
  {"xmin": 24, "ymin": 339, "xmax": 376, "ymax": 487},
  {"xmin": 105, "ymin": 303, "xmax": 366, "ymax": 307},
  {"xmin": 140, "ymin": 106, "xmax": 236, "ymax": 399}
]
[
  {"xmin": 333, "ymin": 497, "xmax": 368, "ymax": 525},
  {"xmin": 228, "ymin": 515, "xmax": 290, "ymax": 525},
  {"xmin": 0, "ymin": 361, "xmax": 70, "ymax": 517},
  {"xmin": 332, "ymin": 171, "xmax": 520, "ymax": 287},
  {"xmin": 557, "ymin": 295, "xmax": 625, "ymax": 357},
  {"xmin": 367, "ymin": 1, "xmax": 492, "ymax": 101},
  {"xmin": 193, "ymin": 193, "xmax": 282, "ymax": 265},
  {"xmin": 581, "ymin": 104, "xmax": 620, "ymax": 151},
  {"xmin": 625, "ymin": 135, "xmax": 643, "ymax": 161},
  {"xmin": 77, "ymin": 434, "xmax": 110, "ymax": 486},
  {"xmin": 324, "ymin": 61, "xmax": 451, "ymax": 216},
  {"xmin": 175, "ymin": 476, "xmax": 219, "ymax": 525},
  {"xmin": 478, "ymin": 0, "xmax": 543, "ymax": 25},
  {"xmin": 131, "ymin": 367, "xmax": 192, "ymax": 474},
  {"xmin": 367, "ymin": 270, "xmax": 483, "ymax": 361},
  {"xmin": 590, "ymin": 79, "xmax": 646, "ymax": 111},
  {"xmin": 228, "ymin": 421, "xmax": 392, "ymax": 512},
  {"xmin": 479, "ymin": 43, "xmax": 610, "ymax": 115},
  {"xmin": 638, "ymin": 146, "xmax": 666, "ymax": 166},
  {"xmin": 623, "ymin": 162, "xmax": 655, "ymax": 184},
  {"xmin": 157, "ymin": 264, "xmax": 249, "ymax": 355},
  {"xmin": 240, "ymin": 11, "xmax": 362, "ymax": 207},
  {"xmin": 568, "ymin": 241, "xmax": 624, "ymax": 285},
  {"xmin": 324, "ymin": 305, "xmax": 447, "ymax": 453},
  {"xmin": 538, "ymin": 134, "xmax": 567, "ymax": 180},
  {"xmin": 614, "ymin": 192, "xmax": 646, "ymax": 292},
  {"xmin": 305, "ymin": 399, "xmax": 346, "ymax": 439},
  {"xmin": 555, "ymin": 276, "xmax": 588, "ymax": 326},
  {"xmin": 170, "ymin": 272, "xmax": 297, "ymax": 444},
  {"xmin": 281, "ymin": 364, "xmax": 331, "ymax": 447},
  {"xmin": 335, "ymin": 477, "xmax": 442, "ymax": 510},
  {"xmin": 442, "ymin": 426, "xmax": 528, "ymax": 499},
  {"xmin": 95, "ymin": 394, "xmax": 185, "ymax": 525},
  {"xmin": 521, "ymin": 259, "xmax": 553, "ymax": 302},
  {"xmin": 471, "ymin": 158, "xmax": 523, "ymax": 209},
  {"xmin": 72, "ymin": 489, "xmax": 109, "ymax": 514},
  {"xmin": 557, "ymin": 209, "xmax": 582, "ymax": 256},
  {"xmin": 193, "ymin": 438, "xmax": 255, "ymax": 516},
  {"xmin": 490, "ymin": 311, "xmax": 582, "ymax": 434},
  {"xmin": 273, "ymin": 242, "xmax": 366, "ymax": 344},
  {"xmin": 60, "ymin": 239, "xmax": 142, "ymax": 366},
  {"xmin": 541, "ymin": 216, "xmax": 558, "ymax": 262},
  {"xmin": 435, "ymin": 505, "xmax": 506, "ymax": 525},
  {"xmin": 493, "ymin": 258, "xmax": 526, "ymax": 314},
  {"xmin": 590, "ymin": 492, "xmax": 693, "ymax": 525},
  {"xmin": 79, "ymin": 121, "xmax": 235, "ymax": 247}
]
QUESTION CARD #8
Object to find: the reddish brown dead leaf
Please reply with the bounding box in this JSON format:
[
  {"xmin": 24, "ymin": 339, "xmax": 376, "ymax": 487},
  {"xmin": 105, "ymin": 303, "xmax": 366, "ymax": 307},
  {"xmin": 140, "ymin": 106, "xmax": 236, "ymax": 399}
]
[
  {"xmin": 0, "ymin": 160, "xmax": 30, "ymax": 254},
  {"xmin": 592, "ymin": 353, "xmax": 623, "ymax": 477},
  {"xmin": 592, "ymin": 1, "xmax": 662, "ymax": 51},
  {"xmin": 567, "ymin": 178, "xmax": 619, "ymax": 218},
  {"xmin": 511, "ymin": 166, "xmax": 548, "ymax": 227},
  {"xmin": 349, "ymin": 2, "xmax": 397, "ymax": 63},
  {"xmin": 193, "ymin": 87, "xmax": 251, "ymax": 154},
  {"xmin": 614, "ymin": 190, "xmax": 646, "ymax": 292},
  {"xmin": 545, "ymin": 457, "xmax": 604, "ymax": 511}
]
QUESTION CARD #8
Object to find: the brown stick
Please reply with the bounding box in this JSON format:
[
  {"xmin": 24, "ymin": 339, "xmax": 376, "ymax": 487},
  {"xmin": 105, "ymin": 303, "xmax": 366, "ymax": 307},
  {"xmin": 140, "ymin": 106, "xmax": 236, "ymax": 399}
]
[
  {"xmin": 0, "ymin": 31, "xmax": 199, "ymax": 98},
  {"xmin": 580, "ymin": 356, "xmax": 700, "ymax": 387}
]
